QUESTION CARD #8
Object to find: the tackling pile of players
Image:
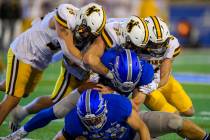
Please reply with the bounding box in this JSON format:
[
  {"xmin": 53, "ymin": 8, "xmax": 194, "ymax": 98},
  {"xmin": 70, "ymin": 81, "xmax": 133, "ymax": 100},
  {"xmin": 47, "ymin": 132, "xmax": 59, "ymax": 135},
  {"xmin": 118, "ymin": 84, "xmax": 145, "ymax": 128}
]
[{"xmin": 0, "ymin": 2, "xmax": 209, "ymax": 140}]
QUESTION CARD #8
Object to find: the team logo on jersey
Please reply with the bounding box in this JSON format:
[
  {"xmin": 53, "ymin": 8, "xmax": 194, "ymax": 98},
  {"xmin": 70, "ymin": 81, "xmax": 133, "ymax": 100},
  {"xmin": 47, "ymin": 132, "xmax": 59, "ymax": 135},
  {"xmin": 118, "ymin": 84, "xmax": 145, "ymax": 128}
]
[
  {"xmin": 127, "ymin": 19, "xmax": 139, "ymax": 33},
  {"xmin": 86, "ymin": 6, "xmax": 100, "ymax": 16}
]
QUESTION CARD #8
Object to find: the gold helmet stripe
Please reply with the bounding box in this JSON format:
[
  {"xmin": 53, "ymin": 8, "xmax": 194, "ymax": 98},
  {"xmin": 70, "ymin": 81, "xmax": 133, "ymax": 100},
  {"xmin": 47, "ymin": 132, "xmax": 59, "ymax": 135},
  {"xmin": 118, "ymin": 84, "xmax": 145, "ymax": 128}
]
[
  {"xmin": 150, "ymin": 16, "xmax": 162, "ymax": 40},
  {"xmin": 96, "ymin": 7, "xmax": 106, "ymax": 34},
  {"xmin": 139, "ymin": 18, "xmax": 149, "ymax": 44},
  {"xmin": 54, "ymin": 11, "xmax": 68, "ymax": 28}
]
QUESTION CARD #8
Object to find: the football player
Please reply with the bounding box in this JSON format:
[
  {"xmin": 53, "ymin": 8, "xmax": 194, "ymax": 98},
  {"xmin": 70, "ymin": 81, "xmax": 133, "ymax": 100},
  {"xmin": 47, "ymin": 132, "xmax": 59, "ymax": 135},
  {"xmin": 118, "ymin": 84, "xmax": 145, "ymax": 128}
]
[
  {"xmin": 0, "ymin": 3, "xmax": 108, "ymax": 126},
  {"xmin": 123, "ymin": 16, "xmax": 194, "ymax": 116},
  {"xmin": 9, "ymin": 15, "xmax": 153, "ymax": 130}
]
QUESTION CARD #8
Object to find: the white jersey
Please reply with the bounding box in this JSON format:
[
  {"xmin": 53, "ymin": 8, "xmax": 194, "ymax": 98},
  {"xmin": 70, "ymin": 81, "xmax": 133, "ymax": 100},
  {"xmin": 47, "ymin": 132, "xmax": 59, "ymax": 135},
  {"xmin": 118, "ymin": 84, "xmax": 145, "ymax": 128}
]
[
  {"xmin": 101, "ymin": 18, "xmax": 126, "ymax": 48},
  {"xmin": 10, "ymin": 4, "xmax": 78, "ymax": 70},
  {"xmin": 139, "ymin": 36, "xmax": 181, "ymax": 71}
]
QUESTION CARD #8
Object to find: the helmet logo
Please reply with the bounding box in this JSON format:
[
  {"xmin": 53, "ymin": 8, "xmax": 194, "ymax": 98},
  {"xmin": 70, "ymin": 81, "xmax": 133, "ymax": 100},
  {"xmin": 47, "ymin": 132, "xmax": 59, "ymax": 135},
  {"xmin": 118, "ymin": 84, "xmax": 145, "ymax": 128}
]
[
  {"xmin": 67, "ymin": 7, "xmax": 75, "ymax": 15},
  {"xmin": 127, "ymin": 19, "xmax": 139, "ymax": 33},
  {"xmin": 86, "ymin": 6, "xmax": 100, "ymax": 16}
]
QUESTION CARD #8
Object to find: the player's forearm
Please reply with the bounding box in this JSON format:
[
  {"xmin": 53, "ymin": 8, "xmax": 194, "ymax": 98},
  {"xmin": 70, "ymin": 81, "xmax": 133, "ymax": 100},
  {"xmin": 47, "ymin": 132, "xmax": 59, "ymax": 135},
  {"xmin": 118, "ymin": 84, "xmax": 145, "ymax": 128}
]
[
  {"xmin": 159, "ymin": 72, "xmax": 170, "ymax": 87},
  {"xmin": 159, "ymin": 59, "xmax": 172, "ymax": 88},
  {"xmin": 55, "ymin": 21, "xmax": 83, "ymax": 61},
  {"xmin": 90, "ymin": 57, "xmax": 109, "ymax": 75},
  {"xmin": 138, "ymin": 125, "xmax": 151, "ymax": 140}
]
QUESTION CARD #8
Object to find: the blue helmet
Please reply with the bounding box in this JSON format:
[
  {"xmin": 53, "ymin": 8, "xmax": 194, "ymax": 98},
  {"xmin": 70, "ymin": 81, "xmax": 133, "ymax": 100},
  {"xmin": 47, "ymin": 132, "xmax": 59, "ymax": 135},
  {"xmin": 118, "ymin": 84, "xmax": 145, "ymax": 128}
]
[
  {"xmin": 111, "ymin": 49, "xmax": 142, "ymax": 92},
  {"xmin": 77, "ymin": 89, "xmax": 107, "ymax": 132}
]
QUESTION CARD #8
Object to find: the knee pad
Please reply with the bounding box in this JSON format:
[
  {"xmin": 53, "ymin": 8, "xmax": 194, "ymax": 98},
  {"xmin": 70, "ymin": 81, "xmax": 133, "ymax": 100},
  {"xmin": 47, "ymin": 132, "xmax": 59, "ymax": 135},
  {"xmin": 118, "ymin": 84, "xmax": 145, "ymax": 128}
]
[{"xmin": 167, "ymin": 114, "xmax": 183, "ymax": 131}]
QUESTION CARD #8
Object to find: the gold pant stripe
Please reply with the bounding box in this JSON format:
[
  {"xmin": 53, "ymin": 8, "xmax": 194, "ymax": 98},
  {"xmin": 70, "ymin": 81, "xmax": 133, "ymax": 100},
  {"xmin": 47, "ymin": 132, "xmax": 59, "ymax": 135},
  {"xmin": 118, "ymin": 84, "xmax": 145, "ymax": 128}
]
[
  {"xmin": 51, "ymin": 69, "xmax": 71, "ymax": 103},
  {"xmin": 53, "ymin": 72, "xmax": 71, "ymax": 103},
  {"xmin": 7, "ymin": 52, "xmax": 15, "ymax": 94},
  {"xmin": 11, "ymin": 58, "xmax": 19, "ymax": 96},
  {"xmin": 8, "ymin": 56, "xmax": 19, "ymax": 96},
  {"xmin": 51, "ymin": 69, "xmax": 67, "ymax": 101}
]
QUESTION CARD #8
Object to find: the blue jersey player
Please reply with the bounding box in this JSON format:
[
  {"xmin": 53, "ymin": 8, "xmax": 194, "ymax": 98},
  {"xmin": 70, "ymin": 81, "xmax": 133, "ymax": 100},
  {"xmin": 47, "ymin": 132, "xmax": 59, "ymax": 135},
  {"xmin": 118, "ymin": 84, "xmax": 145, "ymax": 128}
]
[{"xmin": 61, "ymin": 89, "xmax": 150, "ymax": 140}]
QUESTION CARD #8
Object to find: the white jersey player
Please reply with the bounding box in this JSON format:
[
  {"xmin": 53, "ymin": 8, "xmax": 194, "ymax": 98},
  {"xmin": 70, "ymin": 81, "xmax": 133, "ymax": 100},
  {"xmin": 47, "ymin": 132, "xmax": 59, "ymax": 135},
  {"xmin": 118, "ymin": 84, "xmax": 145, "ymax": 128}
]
[
  {"xmin": 123, "ymin": 16, "xmax": 194, "ymax": 116},
  {"xmin": 0, "ymin": 3, "xmax": 107, "ymax": 126}
]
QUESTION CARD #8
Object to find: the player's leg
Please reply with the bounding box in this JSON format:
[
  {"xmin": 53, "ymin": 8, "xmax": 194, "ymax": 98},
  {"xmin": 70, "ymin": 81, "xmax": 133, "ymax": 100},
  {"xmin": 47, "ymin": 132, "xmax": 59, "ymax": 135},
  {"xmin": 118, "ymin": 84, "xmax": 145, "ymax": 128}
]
[
  {"xmin": 144, "ymin": 89, "xmax": 179, "ymax": 113},
  {"xmin": 140, "ymin": 111, "xmax": 209, "ymax": 139},
  {"xmin": 10, "ymin": 63, "xmax": 81, "ymax": 130},
  {"xmin": 0, "ymin": 48, "xmax": 43, "ymax": 125},
  {"xmin": 161, "ymin": 75, "xmax": 194, "ymax": 116}
]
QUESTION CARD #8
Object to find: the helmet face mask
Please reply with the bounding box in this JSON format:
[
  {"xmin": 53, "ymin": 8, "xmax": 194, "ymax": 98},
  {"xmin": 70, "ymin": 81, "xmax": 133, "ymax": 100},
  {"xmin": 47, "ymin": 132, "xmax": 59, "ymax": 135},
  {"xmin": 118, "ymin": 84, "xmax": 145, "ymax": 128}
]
[
  {"xmin": 74, "ymin": 19, "xmax": 93, "ymax": 40},
  {"xmin": 146, "ymin": 37, "xmax": 170, "ymax": 57},
  {"xmin": 112, "ymin": 76, "xmax": 137, "ymax": 92},
  {"xmin": 79, "ymin": 108, "xmax": 107, "ymax": 131},
  {"xmin": 123, "ymin": 35, "xmax": 146, "ymax": 52},
  {"xmin": 77, "ymin": 89, "xmax": 107, "ymax": 132}
]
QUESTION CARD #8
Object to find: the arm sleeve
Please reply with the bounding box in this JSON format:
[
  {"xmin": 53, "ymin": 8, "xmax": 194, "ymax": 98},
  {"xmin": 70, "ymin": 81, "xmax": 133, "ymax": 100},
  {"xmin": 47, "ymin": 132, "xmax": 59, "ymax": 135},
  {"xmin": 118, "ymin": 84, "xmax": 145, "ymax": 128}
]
[
  {"xmin": 53, "ymin": 88, "xmax": 80, "ymax": 118},
  {"xmin": 164, "ymin": 36, "xmax": 181, "ymax": 59},
  {"xmin": 24, "ymin": 107, "xmax": 57, "ymax": 132}
]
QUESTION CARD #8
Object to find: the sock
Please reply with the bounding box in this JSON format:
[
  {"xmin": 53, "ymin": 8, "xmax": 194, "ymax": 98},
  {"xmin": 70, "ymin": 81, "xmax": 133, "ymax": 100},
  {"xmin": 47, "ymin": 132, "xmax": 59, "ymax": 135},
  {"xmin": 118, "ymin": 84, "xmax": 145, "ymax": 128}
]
[{"xmin": 24, "ymin": 107, "xmax": 57, "ymax": 132}]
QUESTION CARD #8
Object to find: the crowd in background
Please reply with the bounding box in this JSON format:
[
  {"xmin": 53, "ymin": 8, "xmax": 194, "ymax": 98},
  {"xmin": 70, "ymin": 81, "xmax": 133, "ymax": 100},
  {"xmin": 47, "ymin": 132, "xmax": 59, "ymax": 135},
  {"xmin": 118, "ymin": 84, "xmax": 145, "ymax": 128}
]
[{"xmin": 0, "ymin": 0, "xmax": 209, "ymax": 78}]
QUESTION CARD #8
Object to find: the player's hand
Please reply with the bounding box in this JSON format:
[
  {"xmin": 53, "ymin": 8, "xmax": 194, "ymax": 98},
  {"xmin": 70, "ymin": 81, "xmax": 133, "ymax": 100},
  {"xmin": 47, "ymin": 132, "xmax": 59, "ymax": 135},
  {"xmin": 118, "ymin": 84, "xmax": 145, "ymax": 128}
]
[
  {"xmin": 77, "ymin": 82, "xmax": 100, "ymax": 93},
  {"xmin": 139, "ymin": 80, "xmax": 158, "ymax": 94},
  {"xmin": 94, "ymin": 84, "xmax": 114, "ymax": 94}
]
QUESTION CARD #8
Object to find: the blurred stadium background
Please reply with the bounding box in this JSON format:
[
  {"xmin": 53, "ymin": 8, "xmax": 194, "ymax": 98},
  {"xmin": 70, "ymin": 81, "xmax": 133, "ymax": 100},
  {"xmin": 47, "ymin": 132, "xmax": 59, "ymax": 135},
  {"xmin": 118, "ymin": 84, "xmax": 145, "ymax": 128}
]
[{"xmin": 0, "ymin": 0, "xmax": 210, "ymax": 139}]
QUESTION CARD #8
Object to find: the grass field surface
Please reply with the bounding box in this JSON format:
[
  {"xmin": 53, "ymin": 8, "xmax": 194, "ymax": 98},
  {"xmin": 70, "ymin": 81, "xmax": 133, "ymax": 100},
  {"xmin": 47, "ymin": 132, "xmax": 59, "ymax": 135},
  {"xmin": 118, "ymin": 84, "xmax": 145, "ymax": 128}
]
[{"xmin": 0, "ymin": 49, "xmax": 210, "ymax": 140}]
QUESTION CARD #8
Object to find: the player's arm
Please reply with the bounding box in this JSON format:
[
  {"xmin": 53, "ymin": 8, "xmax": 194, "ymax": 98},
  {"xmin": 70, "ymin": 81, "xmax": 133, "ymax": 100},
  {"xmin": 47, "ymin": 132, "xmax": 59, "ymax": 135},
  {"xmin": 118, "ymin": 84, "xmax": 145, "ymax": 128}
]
[
  {"xmin": 158, "ymin": 58, "xmax": 172, "ymax": 88},
  {"xmin": 83, "ymin": 36, "xmax": 113, "ymax": 79},
  {"xmin": 55, "ymin": 19, "xmax": 83, "ymax": 61},
  {"xmin": 126, "ymin": 109, "xmax": 151, "ymax": 140},
  {"xmin": 159, "ymin": 37, "xmax": 181, "ymax": 88},
  {"xmin": 132, "ymin": 89, "xmax": 146, "ymax": 111}
]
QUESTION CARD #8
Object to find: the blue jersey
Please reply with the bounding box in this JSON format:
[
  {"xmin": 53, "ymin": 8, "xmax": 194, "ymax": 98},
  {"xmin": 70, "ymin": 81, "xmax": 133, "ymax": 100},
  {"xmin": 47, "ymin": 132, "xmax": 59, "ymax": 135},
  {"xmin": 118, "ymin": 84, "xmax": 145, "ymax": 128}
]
[
  {"xmin": 64, "ymin": 94, "xmax": 136, "ymax": 140},
  {"xmin": 99, "ymin": 47, "xmax": 154, "ymax": 96}
]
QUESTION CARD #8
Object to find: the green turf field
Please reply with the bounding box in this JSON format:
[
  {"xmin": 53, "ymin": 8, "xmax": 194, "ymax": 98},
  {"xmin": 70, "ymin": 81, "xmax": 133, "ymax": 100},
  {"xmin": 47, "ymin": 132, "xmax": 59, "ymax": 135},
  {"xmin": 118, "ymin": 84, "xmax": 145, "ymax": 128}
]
[{"xmin": 0, "ymin": 49, "xmax": 210, "ymax": 140}]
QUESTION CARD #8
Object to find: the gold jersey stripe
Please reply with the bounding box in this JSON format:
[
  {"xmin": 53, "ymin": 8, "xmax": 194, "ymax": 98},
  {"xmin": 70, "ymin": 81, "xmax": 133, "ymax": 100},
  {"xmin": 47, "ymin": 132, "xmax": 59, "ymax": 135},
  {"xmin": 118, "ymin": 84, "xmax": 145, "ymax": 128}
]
[
  {"xmin": 140, "ymin": 18, "xmax": 149, "ymax": 44},
  {"xmin": 174, "ymin": 46, "xmax": 181, "ymax": 52},
  {"xmin": 173, "ymin": 48, "xmax": 181, "ymax": 57},
  {"xmin": 54, "ymin": 11, "xmax": 68, "ymax": 28},
  {"xmin": 150, "ymin": 16, "xmax": 162, "ymax": 40},
  {"xmin": 101, "ymin": 29, "xmax": 113, "ymax": 48},
  {"xmin": 96, "ymin": 8, "xmax": 106, "ymax": 34}
]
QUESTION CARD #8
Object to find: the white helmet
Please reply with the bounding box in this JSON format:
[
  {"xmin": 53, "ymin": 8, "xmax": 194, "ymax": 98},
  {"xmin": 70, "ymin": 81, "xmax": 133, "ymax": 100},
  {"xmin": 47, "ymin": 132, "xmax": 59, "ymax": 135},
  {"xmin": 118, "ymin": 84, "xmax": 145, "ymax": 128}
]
[
  {"xmin": 144, "ymin": 16, "xmax": 170, "ymax": 43},
  {"xmin": 54, "ymin": 4, "xmax": 79, "ymax": 29},
  {"xmin": 144, "ymin": 16, "xmax": 170, "ymax": 57},
  {"xmin": 76, "ymin": 3, "xmax": 106, "ymax": 36},
  {"xmin": 122, "ymin": 16, "xmax": 149, "ymax": 48}
]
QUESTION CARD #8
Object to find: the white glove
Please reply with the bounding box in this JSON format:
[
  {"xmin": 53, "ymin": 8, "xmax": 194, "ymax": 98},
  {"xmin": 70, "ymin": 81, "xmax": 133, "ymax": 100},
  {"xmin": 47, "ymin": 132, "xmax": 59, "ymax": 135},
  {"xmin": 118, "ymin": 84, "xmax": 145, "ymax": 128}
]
[
  {"xmin": 89, "ymin": 72, "xmax": 99, "ymax": 83},
  {"xmin": 139, "ymin": 80, "xmax": 158, "ymax": 95}
]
